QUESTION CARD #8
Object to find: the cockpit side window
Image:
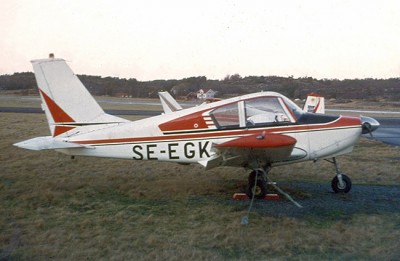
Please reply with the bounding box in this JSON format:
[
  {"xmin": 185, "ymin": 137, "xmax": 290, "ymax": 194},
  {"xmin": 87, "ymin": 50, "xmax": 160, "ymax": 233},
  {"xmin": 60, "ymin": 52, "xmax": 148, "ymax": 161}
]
[{"xmin": 245, "ymin": 97, "xmax": 291, "ymax": 127}]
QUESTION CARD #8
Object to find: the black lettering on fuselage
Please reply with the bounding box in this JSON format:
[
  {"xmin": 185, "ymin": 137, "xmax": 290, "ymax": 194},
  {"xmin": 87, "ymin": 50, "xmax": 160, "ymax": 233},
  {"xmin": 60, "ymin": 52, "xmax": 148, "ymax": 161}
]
[
  {"xmin": 184, "ymin": 142, "xmax": 195, "ymax": 159},
  {"xmin": 199, "ymin": 141, "xmax": 210, "ymax": 158},
  {"xmin": 168, "ymin": 143, "xmax": 179, "ymax": 159},
  {"xmin": 132, "ymin": 145, "xmax": 143, "ymax": 160},
  {"xmin": 147, "ymin": 144, "xmax": 158, "ymax": 160},
  {"xmin": 132, "ymin": 141, "xmax": 211, "ymax": 161}
]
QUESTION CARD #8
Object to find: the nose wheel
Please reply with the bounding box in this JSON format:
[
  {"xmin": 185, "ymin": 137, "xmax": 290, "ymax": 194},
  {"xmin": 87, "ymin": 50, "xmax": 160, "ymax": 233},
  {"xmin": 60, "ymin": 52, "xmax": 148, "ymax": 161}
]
[
  {"xmin": 326, "ymin": 157, "xmax": 352, "ymax": 193},
  {"xmin": 331, "ymin": 174, "xmax": 352, "ymax": 193}
]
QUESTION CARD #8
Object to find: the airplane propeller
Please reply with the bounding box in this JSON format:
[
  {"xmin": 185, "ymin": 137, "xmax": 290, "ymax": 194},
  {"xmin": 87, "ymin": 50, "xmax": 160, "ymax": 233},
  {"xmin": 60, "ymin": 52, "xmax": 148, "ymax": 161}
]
[{"xmin": 361, "ymin": 116, "xmax": 380, "ymax": 137}]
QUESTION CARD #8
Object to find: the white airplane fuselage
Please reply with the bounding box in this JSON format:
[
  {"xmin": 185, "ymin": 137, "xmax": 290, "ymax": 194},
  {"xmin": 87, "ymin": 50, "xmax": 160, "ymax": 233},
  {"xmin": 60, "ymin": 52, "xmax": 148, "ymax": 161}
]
[{"xmin": 54, "ymin": 92, "xmax": 362, "ymax": 169}]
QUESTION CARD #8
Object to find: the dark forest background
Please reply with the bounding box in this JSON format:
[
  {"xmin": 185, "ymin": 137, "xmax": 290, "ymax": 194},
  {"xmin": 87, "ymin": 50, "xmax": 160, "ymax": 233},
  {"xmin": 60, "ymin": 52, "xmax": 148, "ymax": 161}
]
[{"xmin": 1, "ymin": 72, "xmax": 400, "ymax": 101}]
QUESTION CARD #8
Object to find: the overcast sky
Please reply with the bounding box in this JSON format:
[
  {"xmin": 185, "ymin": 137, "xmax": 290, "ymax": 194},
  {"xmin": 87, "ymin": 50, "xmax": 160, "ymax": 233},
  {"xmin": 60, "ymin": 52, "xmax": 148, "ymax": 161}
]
[{"xmin": 1, "ymin": 0, "xmax": 400, "ymax": 80}]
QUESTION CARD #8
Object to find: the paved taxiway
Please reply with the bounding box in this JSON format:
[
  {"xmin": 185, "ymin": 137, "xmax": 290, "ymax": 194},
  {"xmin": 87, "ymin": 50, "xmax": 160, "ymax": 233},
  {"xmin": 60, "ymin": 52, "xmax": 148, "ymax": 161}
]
[{"xmin": 367, "ymin": 117, "xmax": 400, "ymax": 146}]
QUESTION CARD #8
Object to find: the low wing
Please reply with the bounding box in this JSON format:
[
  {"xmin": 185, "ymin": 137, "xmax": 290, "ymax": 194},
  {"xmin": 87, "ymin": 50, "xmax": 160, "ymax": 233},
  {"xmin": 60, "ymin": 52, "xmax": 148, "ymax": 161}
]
[{"xmin": 201, "ymin": 133, "xmax": 297, "ymax": 169}]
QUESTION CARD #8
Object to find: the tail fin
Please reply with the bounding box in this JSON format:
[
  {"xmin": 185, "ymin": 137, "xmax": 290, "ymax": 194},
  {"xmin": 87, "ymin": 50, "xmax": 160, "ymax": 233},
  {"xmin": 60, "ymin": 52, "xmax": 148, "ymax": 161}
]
[
  {"xmin": 303, "ymin": 92, "xmax": 325, "ymax": 114},
  {"xmin": 158, "ymin": 91, "xmax": 182, "ymax": 114},
  {"xmin": 32, "ymin": 56, "xmax": 127, "ymax": 137}
]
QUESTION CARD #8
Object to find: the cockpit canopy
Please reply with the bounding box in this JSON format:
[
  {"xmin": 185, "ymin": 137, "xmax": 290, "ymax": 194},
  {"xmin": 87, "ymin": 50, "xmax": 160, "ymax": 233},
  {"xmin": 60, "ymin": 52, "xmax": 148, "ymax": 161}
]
[{"xmin": 210, "ymin": 95, "xmax": 304, "ymax": 129}]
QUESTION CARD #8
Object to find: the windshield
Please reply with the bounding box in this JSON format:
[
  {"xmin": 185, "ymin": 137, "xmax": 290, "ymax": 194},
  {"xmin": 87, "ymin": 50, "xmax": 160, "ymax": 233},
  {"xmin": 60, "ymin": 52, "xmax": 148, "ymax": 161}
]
[
  {"xmin": 281, "ymin": 96, "xmax": 304, "ymax": 119},
  {"xmin": 245, "ymin": 97, "xmax": 291, "ymax": 126}
]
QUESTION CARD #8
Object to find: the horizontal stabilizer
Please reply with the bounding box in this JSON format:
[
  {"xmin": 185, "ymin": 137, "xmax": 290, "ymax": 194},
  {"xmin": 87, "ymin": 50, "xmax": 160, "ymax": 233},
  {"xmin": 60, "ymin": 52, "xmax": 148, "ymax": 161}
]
[
  {"xmin": 158, "ymin": 92, "xmax": 182, "ymax": 114},
  {"xmin": 13, "ymin": 136, "xmax": 89, "ymax": 151}
]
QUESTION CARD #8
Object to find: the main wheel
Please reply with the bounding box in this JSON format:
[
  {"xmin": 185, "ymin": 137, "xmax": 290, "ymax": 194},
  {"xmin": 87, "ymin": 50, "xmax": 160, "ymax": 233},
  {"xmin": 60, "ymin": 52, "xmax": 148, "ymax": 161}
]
[
  {"xmin": 246, "ymin": 170, "xmax": 267, "ymax": 199},
  {"xmin": 331, "ymin": 174, "xmax": 352, "ymax": 193}
]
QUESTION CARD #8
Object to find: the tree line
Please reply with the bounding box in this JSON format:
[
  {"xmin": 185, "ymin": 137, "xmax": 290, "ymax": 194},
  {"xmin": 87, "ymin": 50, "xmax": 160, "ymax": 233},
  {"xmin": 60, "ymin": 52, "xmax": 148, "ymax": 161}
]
[{"xmin": 1, "ymin": 72, "xmax": 400, "ymax": 101}]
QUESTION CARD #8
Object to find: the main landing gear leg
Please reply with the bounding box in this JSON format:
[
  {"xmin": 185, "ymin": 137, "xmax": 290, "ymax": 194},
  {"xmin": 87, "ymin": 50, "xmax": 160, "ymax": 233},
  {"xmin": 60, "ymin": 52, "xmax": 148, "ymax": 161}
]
[
  {"xmin": 326, "ymin": 157, "xmax": 352, "ymax": 193},
  {"xmin": 245, "ymin": 167, "xmax": 269, "ymax": 199}
]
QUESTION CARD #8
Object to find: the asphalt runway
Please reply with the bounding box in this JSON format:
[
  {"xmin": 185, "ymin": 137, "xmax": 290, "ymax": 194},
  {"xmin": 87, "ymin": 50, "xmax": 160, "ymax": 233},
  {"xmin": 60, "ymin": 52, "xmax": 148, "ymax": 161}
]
[
  {"xmin": 1, "ymin": 107, "xmax": 399, "ymax": 146},
  {"xmin": 366, "ymin": 117, "xmax": 400, "ymax": 146}
]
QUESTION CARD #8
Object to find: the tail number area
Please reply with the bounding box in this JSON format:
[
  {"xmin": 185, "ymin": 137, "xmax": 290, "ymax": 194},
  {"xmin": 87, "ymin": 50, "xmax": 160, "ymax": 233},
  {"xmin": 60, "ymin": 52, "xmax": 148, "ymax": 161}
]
[{"xmin": 132, "ymin": 141, "xmax": 211, "ymax": 161}]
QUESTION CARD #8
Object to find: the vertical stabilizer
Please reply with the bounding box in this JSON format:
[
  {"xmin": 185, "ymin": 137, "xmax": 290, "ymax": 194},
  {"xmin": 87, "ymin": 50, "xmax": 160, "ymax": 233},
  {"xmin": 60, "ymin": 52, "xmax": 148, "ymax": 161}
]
[{"xmin": 32, "ymin": 55, "xmax": 127, "ymax": 136}]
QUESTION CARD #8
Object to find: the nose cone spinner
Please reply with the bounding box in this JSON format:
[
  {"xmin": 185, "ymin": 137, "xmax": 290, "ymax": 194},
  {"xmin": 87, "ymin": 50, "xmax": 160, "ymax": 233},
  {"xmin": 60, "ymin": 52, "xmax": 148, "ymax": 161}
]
[{"xmin": 361, "ymin": 116, "xmax": 380, "ymax": 134}]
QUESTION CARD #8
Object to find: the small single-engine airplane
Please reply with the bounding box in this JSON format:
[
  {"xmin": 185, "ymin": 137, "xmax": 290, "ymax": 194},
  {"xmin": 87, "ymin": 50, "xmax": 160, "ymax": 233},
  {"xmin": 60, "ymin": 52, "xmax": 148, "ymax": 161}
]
[{"xmin": 14, "ymin": 55, "xmax": 380, "ymax": 199}]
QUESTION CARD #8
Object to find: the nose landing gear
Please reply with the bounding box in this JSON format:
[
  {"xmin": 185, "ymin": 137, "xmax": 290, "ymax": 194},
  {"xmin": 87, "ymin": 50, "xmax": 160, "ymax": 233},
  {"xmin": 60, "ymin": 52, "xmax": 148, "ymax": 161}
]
[{"xmin": 326, "ymin": 157, "xmax": 352, "ymax": 193}]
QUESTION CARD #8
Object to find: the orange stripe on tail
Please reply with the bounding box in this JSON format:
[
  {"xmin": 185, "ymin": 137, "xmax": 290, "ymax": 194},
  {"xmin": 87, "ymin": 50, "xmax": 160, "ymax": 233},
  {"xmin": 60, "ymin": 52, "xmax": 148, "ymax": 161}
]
[
  {"xmin": 53, "ymin": 126, "xmax": 75, "ymax": 136},
  {"xmin": 39, "ymin": 89, "xmax": 76, "ymax": 136}
]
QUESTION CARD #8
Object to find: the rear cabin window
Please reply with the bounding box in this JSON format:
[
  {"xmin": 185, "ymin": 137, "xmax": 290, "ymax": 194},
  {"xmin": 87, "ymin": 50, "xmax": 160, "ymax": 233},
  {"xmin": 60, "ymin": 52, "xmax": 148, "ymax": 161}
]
[{"xmin": 210, "ymin": 103, "xmax": 240, "ymax": 129}]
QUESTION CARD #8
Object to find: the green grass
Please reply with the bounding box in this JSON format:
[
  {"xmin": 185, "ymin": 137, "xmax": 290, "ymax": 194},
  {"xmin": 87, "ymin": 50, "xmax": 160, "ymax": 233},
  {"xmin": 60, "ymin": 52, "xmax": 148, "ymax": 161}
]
[{"xmin": 1, "ymin": 112, "xmax": 400, "ymax": 260}]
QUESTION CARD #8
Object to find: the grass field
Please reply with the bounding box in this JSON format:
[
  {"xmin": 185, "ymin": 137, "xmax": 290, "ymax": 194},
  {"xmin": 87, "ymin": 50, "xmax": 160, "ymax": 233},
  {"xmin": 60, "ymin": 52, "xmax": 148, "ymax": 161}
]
[{"xmin": 1, "ymin": 108, "xmax": 400, "ymax": 260}]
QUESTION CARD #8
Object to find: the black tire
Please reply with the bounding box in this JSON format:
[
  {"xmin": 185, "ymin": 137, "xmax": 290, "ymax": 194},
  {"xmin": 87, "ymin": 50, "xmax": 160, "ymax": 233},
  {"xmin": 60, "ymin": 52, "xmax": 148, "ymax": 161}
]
[
  {"xmin": 331, "ymin": 174, "xmax": 352, "ymax": 193},
  {"xmin": 246, "ymin": 170, "xmax": 267, "ymax": 199}
]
